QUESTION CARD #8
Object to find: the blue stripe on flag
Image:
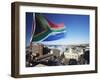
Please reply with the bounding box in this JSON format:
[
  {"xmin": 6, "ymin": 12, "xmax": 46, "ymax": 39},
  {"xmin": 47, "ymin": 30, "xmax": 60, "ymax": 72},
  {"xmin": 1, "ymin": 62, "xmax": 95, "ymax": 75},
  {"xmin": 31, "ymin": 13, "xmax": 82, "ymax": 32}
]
[{"xmin": 43, "ymin": 32, "xmax": 65, "ymax": 41}]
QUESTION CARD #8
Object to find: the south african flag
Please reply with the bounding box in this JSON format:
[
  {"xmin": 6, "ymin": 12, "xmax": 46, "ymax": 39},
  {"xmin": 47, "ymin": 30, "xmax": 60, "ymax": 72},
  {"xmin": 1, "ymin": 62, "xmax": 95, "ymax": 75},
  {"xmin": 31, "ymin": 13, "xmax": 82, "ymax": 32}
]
[{"xmin": 30, "ymin": 13, "xmax": 66, "ymax": 42}]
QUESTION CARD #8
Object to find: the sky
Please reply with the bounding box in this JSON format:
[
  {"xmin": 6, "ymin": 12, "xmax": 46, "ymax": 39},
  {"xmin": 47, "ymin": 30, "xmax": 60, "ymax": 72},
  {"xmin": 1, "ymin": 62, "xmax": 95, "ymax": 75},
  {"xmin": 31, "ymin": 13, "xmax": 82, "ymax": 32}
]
[{"xmin": 26, "ymin": 12, "xmax": 89, "ymax": 46}]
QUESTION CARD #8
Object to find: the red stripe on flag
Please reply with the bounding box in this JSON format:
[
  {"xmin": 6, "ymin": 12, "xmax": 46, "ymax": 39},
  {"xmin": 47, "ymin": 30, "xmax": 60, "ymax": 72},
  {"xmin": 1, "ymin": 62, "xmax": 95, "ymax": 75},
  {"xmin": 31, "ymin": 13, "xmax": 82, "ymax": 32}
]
[{"xmin": 45, "ymin": 16, "xmax": 64, "ymax": 29}]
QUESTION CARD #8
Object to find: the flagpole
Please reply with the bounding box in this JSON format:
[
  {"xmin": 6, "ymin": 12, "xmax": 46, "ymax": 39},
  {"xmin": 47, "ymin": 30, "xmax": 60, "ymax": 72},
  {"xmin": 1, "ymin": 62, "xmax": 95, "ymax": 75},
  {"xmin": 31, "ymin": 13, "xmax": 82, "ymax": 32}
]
[{"xmin": 30, "ymin": 13, "xmax": 36, "ymax": 50}]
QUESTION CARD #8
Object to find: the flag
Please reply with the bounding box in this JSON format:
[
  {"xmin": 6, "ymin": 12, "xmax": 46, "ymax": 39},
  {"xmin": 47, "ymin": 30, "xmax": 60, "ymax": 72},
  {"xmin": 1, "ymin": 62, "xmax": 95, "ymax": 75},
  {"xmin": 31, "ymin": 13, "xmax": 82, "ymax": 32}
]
[{"xmin": 31, "ymin": 13, "xmax": 66, "ymax": 42}]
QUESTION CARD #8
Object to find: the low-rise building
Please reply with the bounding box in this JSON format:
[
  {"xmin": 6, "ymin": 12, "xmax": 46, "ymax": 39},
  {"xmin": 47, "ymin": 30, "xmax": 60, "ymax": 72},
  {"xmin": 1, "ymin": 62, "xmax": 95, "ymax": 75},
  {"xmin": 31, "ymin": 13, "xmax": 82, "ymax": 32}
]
[{"xmin": 64, "ymin": 47, "xmax": 84, "ymax": 61}]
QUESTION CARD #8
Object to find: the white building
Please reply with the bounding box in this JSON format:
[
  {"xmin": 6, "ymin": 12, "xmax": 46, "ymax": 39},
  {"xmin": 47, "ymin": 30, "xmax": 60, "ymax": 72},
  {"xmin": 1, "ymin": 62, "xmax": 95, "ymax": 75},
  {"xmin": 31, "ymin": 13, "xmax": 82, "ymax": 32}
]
[{"xmin": 64, "ymin": 47, "xmax": 84, "ymax": 61}]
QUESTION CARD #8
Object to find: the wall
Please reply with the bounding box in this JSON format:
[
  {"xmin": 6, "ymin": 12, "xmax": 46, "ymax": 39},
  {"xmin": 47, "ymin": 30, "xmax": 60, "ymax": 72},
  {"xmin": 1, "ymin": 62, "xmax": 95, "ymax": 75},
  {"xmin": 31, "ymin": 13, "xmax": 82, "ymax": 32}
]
[{"xmin": 0, "ymin": 0, "xmax": 100, "ymax": 80}]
